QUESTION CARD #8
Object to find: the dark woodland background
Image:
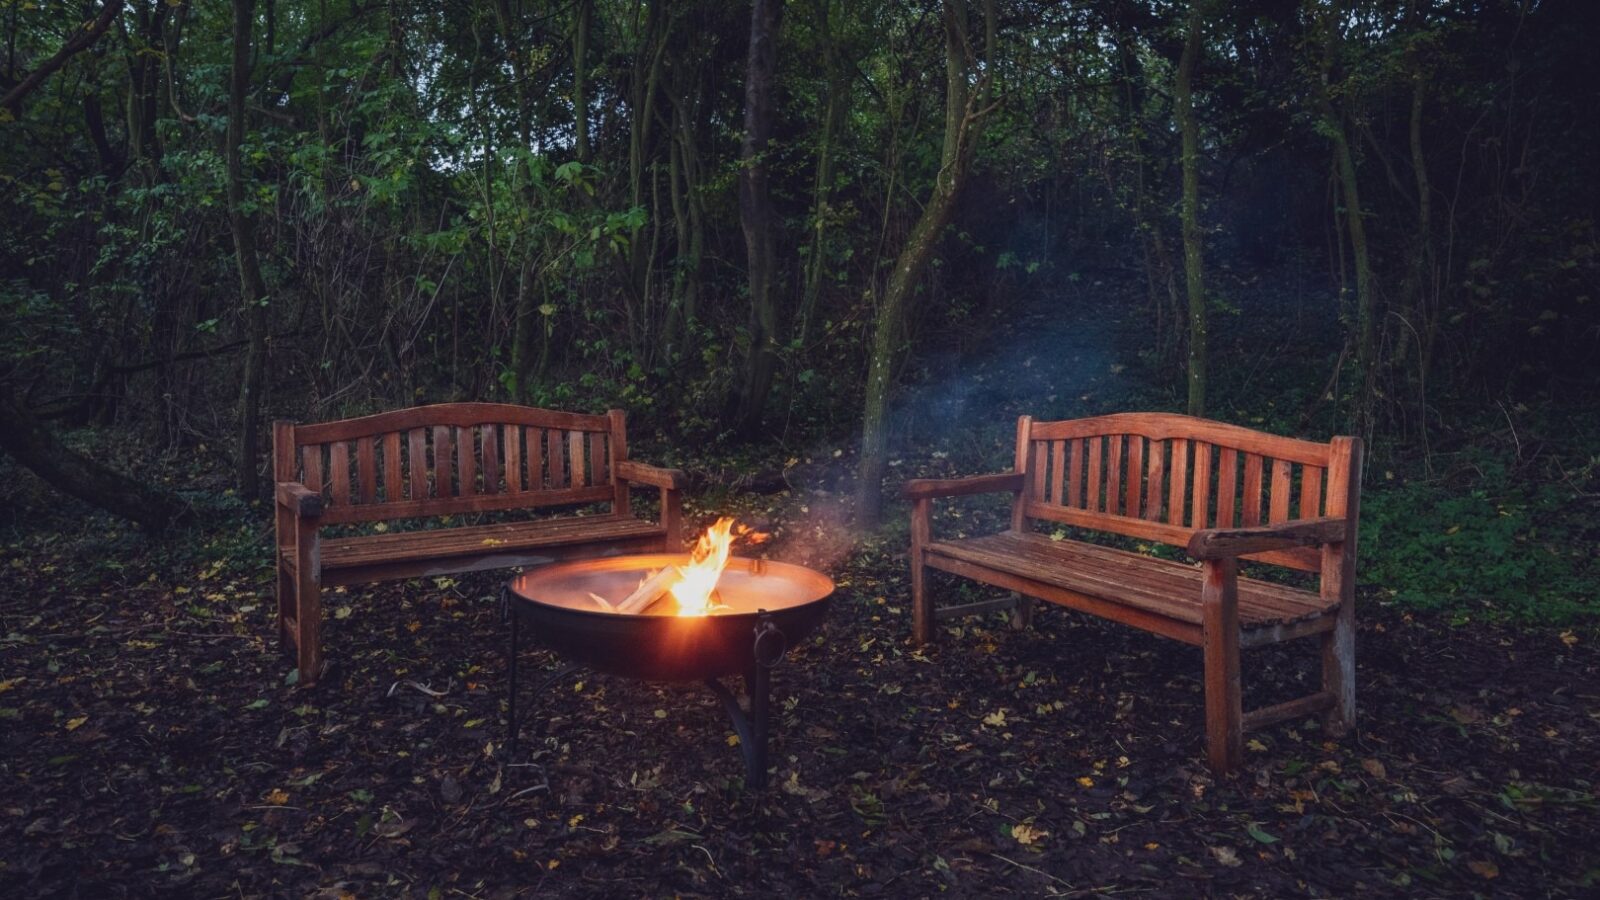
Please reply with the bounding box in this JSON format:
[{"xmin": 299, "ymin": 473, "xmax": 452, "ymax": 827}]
[
  {"xmin": 5, "ymin": 2, "xmax": 1600, "ymax": 896},
  {"xmin": 1, "ymin": 0, "xmax": 1596, "ymax": 614}
]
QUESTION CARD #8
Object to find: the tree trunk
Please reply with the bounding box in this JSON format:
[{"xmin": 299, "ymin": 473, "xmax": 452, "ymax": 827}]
[
  {"xmin": 728, "ymin": 0, "xmax": 785, "ymax": 435},
  {"xmin": 1175, "ymin": 0, "xmax": 1207, "ymax": 417},
  {"xmin": 227, "ymin": 0, "xmax": 270, "ymax": 498},
  {"xmin": 0, "ymin": 387, "xmax": 189, "ymax": 530},
  {"xmin": 855, "ymin": 0, "xmax": 994, "ymax": 527},
  {"xmin": 492, "ymin": 0, "xmax": 541, "ymax": 402},
  {"xmin": 797, "ymin": 0, "xmax": 848, "ymax": 346},
  {"xmin": 573, "ymin": 0, "xmax": 591, "ymax": 163},
  {"xmin": 1315, "ymin": 6, "xmax": 1376, "ymax": 429}
]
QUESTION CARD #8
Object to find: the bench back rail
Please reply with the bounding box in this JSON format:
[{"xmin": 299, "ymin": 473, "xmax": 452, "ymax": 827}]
[
  {"xmin": 273, "ymin": 404, "xmax": 628, "ymax": 526},
  {"xmin": 1017, "ymin": 413, "xmax": 1359, "ymax": 572}
]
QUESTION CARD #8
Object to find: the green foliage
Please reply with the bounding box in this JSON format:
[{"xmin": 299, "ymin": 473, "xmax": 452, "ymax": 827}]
[{"xmin": 1363, "ymin": 453, "xmax": 1597, "ymax": 625}]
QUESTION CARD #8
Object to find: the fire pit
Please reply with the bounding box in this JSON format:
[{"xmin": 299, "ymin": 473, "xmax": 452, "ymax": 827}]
[{"xmin": 502, "ymin": 521, "xmax": 833, "ymax": 788}]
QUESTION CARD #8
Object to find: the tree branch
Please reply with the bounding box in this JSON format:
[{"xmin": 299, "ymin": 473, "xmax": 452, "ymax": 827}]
[{"xmin": 1, "ymin": 0, "xmax": 124, "ymax": 117}]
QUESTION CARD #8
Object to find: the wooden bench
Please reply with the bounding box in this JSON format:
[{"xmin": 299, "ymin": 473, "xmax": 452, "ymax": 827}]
[
  {"xmin": 273, "ymin": 403, "xmax": 684, "ymax": 685},
  {"xmin": 904, "ymin": 413, "xmax": 1363, "ymax": 773}
]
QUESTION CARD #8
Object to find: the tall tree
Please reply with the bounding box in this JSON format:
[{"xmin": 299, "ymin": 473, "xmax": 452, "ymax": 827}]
[
  {"xmin": 855, "ymin": 0, "xmax": 996, "ymax": 526},
  {"xmin": 1174, "ymin": 0, "xmax": 1208, "ymax": 416},
  {"xmin": 1311, "ymin": 1, "xmax": 1376, "ymax": 428},
  {"xmin": 228, "ymin": 0, "xmax": 271, "ymax": 497},
  {"xmin": 797, "ymin": 0, "xmax": 850, "ymax": 345},
  {"xmin": 728, "ymin": 0, "xmax": 785, "ymax": 435}
]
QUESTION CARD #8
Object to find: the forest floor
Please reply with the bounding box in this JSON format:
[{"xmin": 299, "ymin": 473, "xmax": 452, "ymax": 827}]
[
  {"xmin": 3, "ymin": 506, "xmax": 1597, "ymax": 898},
  {"xmin": 3, "ymin": 274, "xmax": 1599, "ymax": 897}
]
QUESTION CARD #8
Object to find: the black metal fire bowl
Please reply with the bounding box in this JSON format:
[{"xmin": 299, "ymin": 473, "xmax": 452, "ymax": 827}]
[{"xmin": 506, "ymin": 554, "xmax": 833, "ymax": 681}]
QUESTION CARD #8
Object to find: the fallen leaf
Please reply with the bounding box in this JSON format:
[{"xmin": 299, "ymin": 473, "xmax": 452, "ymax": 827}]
[
  {"xmin": 1361, "ymin": 759, "xmax": 1387, "ymax": 779},
  {"xmin": 264, "ymin": 788, "xmax": 290, "ymax": 805},
  {"xmin": 1247, "ymin": 824, "xmax": 1279, "ymax": 844},
  {"xmin": 65, "ymin": 715, "xmax": 88, "ymax": 732},
  {"xmin": 1012, "ymin": 823, "xmax": 1048, "ymax": 846},
  {"xmin": 983, "ymin": 709, "xmax": 1008, "ymax": 727},
  {"xmin": 1468, "ymin": 860, "xmax": 1499, "ymax": 879},
  {"xmin": 1210, "ymin": 845, "xmax": 1243, "ymax": 867}
]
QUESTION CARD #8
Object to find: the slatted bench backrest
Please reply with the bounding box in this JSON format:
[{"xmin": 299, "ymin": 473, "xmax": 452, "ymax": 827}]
[
  {"xmin": 273, "ymin": 403, "xmax": 627, "ymax": 526},
  {"xmin": 1017, "ymin": 413, "xmax": 1359, "ymax": 572}
]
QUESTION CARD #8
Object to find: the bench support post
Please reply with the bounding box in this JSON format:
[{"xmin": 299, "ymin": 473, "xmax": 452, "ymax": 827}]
[
  {"xmin": 1201, "ymin": 558, "xmax": 1242, "ymax": 773},
  {"xmin": 1320, "ymin": 542, "xmax": 1356, "ymax": 736},
  {"xmin": 910, "ymin": 497, "xmax": 933, "ymax": 644},
  {"xmin": 1007, "ymin": 593, "xmax": 1034, "ymax": 631},
  {"xmin": 1320, "ymin": 436, "xmax": 1362, "ymax": 736},
  {"xmin": 293, "ymin": 518, "xmax": 323, "ymax": 685}
]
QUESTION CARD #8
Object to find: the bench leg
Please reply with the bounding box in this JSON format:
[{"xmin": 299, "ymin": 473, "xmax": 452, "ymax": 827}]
[
  {"xmin": 276, "ymin": 559, "xmax": 296, "ymax": 653},
  {"xmin": 294, "ymin": 524, "xmax": 323, "ymax": 686},
  {"xmin": 1320, "ymin": 613, "xmax": 1356, "ymax": 737},
  {"xmin": 1007, "ymin": 593, "xmax": 1034, "ymax": 631},
  {"xmin": 1201, "ymin": 559, "xmax": 1242, "ymax": 774},
  {"xmin": 910, "ymin": 498, "xmax": 934, "ymax": 645}
]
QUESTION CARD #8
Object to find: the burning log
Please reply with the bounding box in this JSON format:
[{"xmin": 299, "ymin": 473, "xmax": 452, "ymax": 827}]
[{"xmin": 614, "ymin": 566, "xmax": 683, "ymax": 614}]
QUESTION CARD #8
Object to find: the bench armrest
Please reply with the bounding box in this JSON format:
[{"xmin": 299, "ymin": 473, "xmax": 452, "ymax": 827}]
[
  {"xmin": 1186, "ymin": 517, "xmax": 1348, "ymax": 560},
  {"xmin": 276, "ymin": 482, "xmax": 324, "ymax": 518},
  {"xmin": 615, "ymin": 460, "xmax": 686, "ymax": 491},
  {"xmin": 902, "ymin": 472, "xmax": 1024, "ymax": 500}
]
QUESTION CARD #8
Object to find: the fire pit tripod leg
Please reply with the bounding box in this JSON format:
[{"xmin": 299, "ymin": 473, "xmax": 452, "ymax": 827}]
[{"xmin": 705, "ymin": 615, "xmax": 785, "ymax": 789}]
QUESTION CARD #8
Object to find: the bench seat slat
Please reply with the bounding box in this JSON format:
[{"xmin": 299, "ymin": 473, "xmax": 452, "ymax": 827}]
[
  {"xmin": 320, "ymin": 515, "xmax": 663, "ymax": 570},
  {"xmin": 924, "ymin": 531, "xmax": 1336, "ymax": 628}
]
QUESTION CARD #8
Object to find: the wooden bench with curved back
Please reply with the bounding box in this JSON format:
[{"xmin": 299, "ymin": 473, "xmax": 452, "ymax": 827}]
[
  {"xmin": 273, "ymin": 403, "xmax": 684, "ymax": 685},
  {"xmin": 904, "ymin": 413, "xmax": 1362, "ymax": 773}
]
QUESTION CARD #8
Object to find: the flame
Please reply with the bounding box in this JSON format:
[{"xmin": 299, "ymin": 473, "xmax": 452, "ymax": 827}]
[{"xmin": 669, "ymin": 517, "xmax": 737, "ymax": 616}]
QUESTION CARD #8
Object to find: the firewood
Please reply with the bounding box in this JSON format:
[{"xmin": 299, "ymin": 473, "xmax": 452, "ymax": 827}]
[{"xmin": 615, "ymin": 566, "xmax": 681, "ymax": 614}]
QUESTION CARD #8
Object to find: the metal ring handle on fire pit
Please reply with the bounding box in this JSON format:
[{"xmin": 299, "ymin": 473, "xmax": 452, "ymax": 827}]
[{"xmin": 753, "ymin": 615, "xmax": 786, "ymax": 669}]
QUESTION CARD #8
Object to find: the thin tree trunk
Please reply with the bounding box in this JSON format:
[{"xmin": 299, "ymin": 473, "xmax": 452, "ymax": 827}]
[
  {"xmin": 856, "ymin": 0, "xmax": 994, "ymax": 527},
  {"xmin": 573, "ymin": 0, "xmax": 591, "ymax": 163},
  {"xmin": 492, "ymin": 0, "xmax": 540, "ymax": 401},
  {"xmin": 227, "ymin": 0, "xmax": 270, "ymax": 498},
  {"xmin": 0, "ymin": 387, "xmax": 189, "ymax": 530},
  {"xmin": 1175, "ymin": 0, "xmax": 1207, "ymax": 416},
  {"xmin": 1315, "ymin": 6, "xmax": 1375, "ymax": 428},
  {"xmin": 729, "ymin": 0, "xmax": 785, "ymax": 435},
  {"xmin": 798, "ymin": 0, "xmax": 847, "ymax": 346}
]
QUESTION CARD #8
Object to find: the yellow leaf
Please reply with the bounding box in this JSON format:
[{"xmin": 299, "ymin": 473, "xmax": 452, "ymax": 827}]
[
  {"xmin": 1011, "ymin": 823, "xmax": 1048, "ymax": 845},
  {"xmin": 983, "ymin": 709, "xmax": 1008, "ymax": 727},
  {"xmin": 1077, "ymin": 776, "xmax": 1095, "ymax": 788},
  {"xmin": 265, "ymin": 788, "xmax": 290, "ymax": 805},
  {"xmin": 1361, "ymin": 759, "xmax": 1387, "ymax": 779},
  {"xmin": 0, "ymin": 677, "xmax": 22, "ymax": 694},
  {"xmin": 65, "ymin": 715, "xmax": 88, "ymax": 731},
  {"xmin": 567, "ymin": 814, "xmax": 583, "ymax": 828},
  {"xmin": 726, "ymin": 734, "xmax": 741, "ymax": 746},
  {"xmin": 405, "ymin": 620, "xmax": 422, "ymax": 633},
  {"xmin": 1560, "ymin": 631, "xmax": 1578, "ymax": 647},
  {"xmin": 1247, "ymin": 738, "xmax": 1268, "ymax": 752}
]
